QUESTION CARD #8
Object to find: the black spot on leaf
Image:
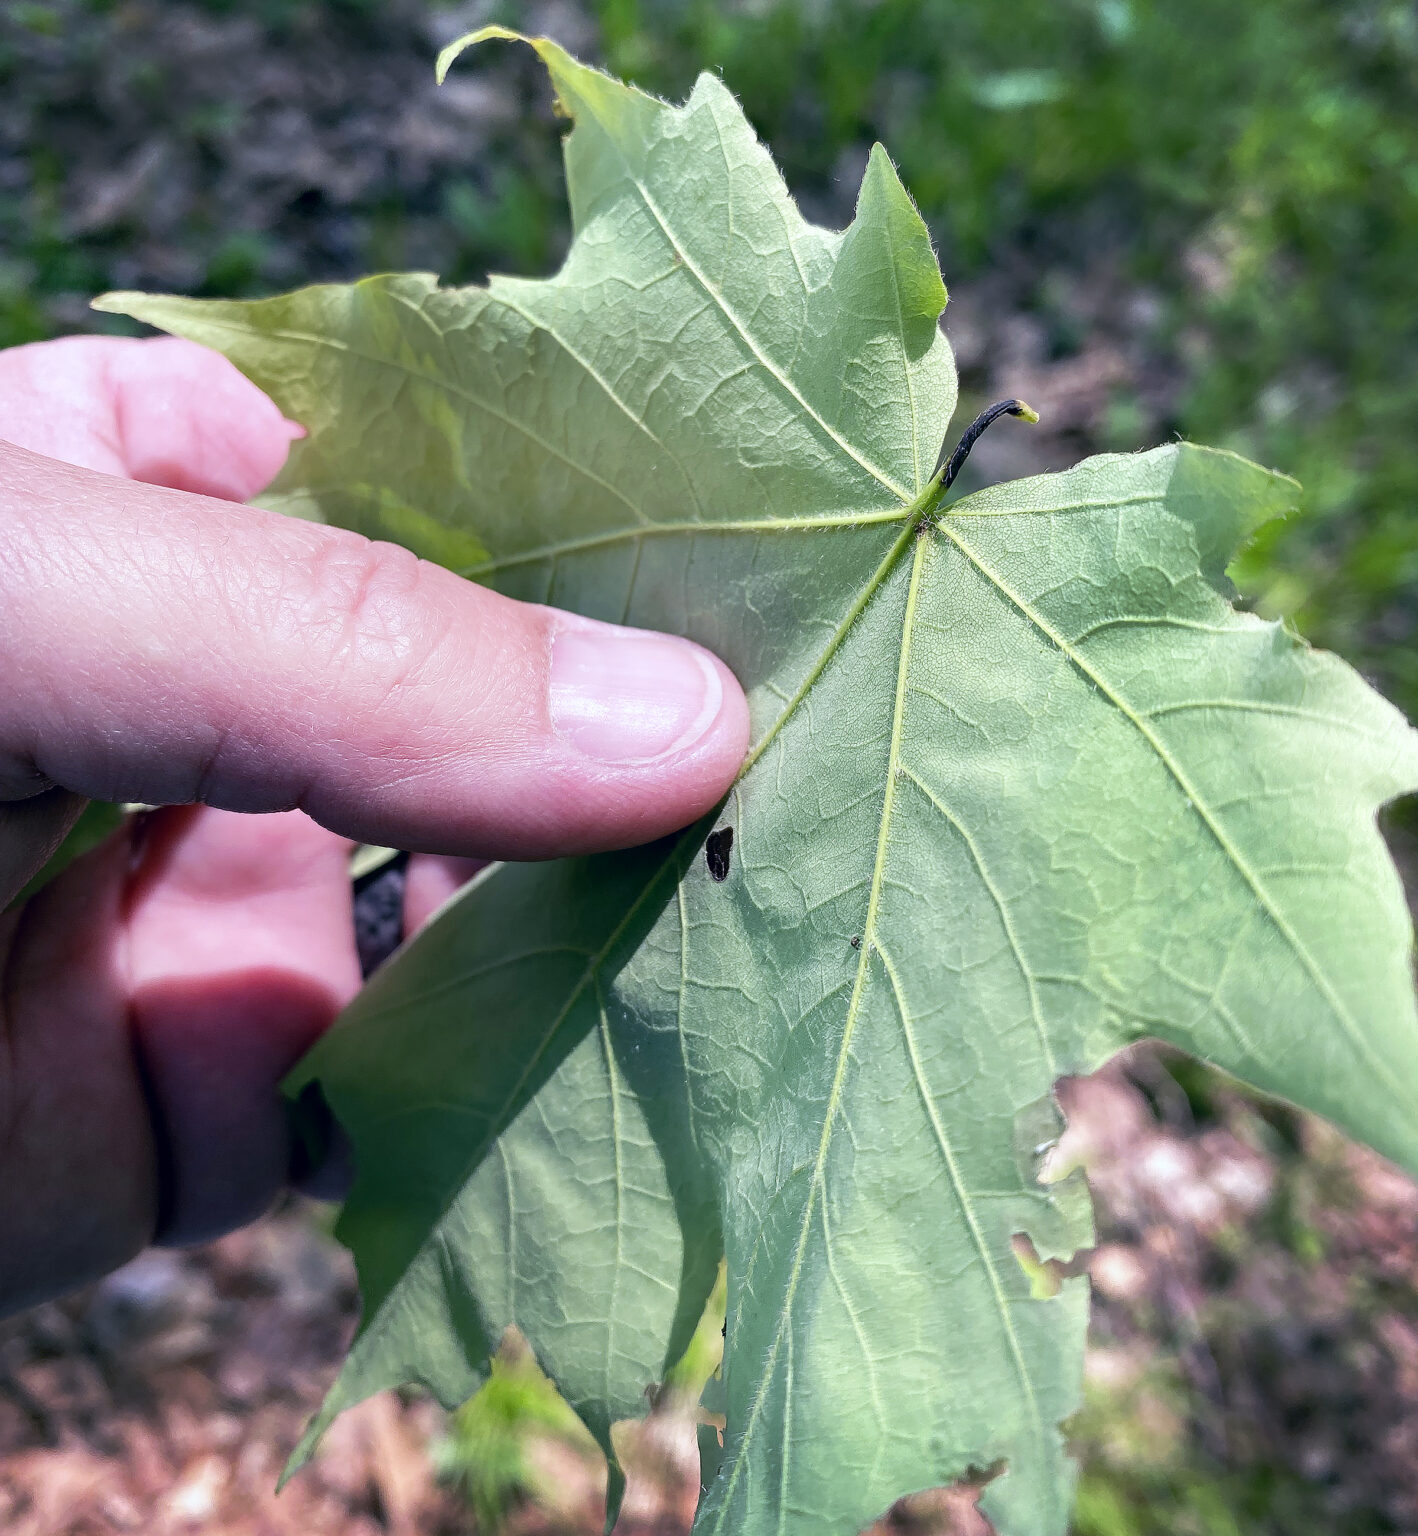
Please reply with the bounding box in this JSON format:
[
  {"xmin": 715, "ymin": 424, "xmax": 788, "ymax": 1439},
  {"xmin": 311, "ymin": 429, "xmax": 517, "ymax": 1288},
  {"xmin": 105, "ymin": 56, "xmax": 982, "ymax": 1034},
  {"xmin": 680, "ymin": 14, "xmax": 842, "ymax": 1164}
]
[{"xmin": 705, "ymin": 827, "xmax": 733, "ymax": 882}]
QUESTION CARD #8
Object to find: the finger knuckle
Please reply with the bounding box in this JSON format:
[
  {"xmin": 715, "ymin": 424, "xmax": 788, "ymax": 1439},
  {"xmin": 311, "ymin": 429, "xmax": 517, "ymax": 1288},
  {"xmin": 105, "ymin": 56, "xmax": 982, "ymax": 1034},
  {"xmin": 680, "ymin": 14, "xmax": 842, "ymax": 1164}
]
[{"xmin": 300, "ymin": 535, "xmax": 448, "ymax": 705}]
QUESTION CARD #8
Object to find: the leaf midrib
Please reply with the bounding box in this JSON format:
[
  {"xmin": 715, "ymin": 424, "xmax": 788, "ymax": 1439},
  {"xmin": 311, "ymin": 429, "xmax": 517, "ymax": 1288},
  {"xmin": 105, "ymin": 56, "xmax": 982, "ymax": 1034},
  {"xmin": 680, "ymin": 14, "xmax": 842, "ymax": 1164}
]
[
  {"xmin": 342, "ymin": 489, "xmax": 938, "ymax": 1386},
  {"xmin": 460, "ymin": 508, "xmax": 914, "ymax": 580},
  {"xmin": 585, "ymin": 94, "xmax": 916, "ymax": 507},
  {"xmin": 707, "ymin": 526, "xmax": 931, "ymax": 1533}
]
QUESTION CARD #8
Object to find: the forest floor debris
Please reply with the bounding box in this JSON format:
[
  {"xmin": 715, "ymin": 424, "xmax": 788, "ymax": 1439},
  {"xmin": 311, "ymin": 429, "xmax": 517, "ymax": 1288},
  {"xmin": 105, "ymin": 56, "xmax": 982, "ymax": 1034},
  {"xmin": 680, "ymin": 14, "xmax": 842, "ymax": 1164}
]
[{"xmin": 4, "ymin": 1039, "xmax": 1417, "ymax": 1535}]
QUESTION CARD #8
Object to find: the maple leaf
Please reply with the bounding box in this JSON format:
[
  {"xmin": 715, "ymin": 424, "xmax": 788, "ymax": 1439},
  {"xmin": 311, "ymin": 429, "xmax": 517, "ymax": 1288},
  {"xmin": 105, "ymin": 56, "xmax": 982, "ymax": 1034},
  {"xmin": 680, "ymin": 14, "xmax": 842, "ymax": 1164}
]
[{"xmin": 99, "ymin": 29, "xmax": 1418, "ymax": 1535}]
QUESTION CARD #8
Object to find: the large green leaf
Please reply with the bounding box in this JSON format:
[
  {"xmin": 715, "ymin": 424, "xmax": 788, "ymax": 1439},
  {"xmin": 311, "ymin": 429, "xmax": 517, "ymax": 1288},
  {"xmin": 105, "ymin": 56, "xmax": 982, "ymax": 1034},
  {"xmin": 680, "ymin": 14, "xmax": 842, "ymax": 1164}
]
[{"xmin": 97, "ymin": 30, "xmax": 1418, "ymax": 1536}]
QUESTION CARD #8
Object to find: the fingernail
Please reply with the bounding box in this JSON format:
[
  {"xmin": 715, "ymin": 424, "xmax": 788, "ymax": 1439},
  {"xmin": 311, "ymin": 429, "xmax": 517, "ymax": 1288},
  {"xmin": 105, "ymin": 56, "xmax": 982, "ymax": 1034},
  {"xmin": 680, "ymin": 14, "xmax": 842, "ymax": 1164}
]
[{"xmin": 549, "ymin": 621, "xmax": 724, "ymax": 765}]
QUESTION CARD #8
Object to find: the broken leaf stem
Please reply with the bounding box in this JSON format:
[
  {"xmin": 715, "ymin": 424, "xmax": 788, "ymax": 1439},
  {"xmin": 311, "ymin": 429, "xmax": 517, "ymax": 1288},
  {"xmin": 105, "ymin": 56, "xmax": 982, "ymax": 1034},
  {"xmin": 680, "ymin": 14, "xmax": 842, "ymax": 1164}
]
[{"xmin": 934, "ymin": 398, "xmax": 1040, "ymax": 493}]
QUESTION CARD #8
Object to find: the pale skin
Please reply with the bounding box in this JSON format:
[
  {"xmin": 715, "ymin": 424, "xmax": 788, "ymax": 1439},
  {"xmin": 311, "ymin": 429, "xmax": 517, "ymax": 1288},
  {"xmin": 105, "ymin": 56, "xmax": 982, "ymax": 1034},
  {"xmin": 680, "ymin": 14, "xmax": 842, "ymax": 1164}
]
[{"xmin": 0, "ymin": 335, "xmax": 750, "ymax": 1314}]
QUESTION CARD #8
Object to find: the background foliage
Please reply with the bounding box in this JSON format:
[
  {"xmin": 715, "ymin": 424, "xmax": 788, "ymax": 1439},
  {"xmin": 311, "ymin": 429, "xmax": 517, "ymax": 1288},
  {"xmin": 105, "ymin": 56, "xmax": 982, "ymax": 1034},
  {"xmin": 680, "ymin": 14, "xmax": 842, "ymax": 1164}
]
[
  {"xmin": 5, "ymin": 0, "xmax": 1416, "ymax": 718},
  {"xmin": 3, "ymin": 2, "xmax": 1417, "ymax": 1531}
]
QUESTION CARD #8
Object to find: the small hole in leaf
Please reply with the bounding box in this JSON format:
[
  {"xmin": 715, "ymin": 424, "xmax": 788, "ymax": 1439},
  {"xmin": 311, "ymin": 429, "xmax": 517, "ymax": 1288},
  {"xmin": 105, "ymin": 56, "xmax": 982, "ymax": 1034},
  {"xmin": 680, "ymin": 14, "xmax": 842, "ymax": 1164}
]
[
  {"xmin": 1011, "ymin": 1233, "xmax": 1064, "ymax": 1299},
  {"xmin": 872, "ymin": 1460, "xmax": 1005, "ymax": 1532},
  {"xmin": 705, "ymin": 827, "xmax": 733, "ymax": 882},
  {"xmin": 1010, "ymin": 1232, "xmax": 1091, "ymax": 1301}
]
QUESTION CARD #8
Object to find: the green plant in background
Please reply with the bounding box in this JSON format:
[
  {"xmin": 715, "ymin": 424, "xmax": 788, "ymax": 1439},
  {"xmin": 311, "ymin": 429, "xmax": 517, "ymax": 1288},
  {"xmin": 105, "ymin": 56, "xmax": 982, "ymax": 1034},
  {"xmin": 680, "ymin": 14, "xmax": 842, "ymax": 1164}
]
[
  {"xmin": 437, "ymin": 1257, "xmax": 725, "ymax": 1533},
  {"xmin": 1070, "ymin": 1366, "xmax": 1399, "ymax": 1536},
  {"xmin": 435, "ymin": 1330, "xmax": 600, "ymax": 1534},
  {"xmin": 99, "ymin": 29, "xmax": 1418, "ymax": 1535}
]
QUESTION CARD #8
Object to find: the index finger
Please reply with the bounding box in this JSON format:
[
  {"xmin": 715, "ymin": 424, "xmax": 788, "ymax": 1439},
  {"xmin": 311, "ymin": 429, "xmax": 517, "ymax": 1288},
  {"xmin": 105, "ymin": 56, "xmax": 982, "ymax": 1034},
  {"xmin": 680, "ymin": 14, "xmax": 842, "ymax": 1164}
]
[{"xmin": 0, "ymin": 334, "xmax": 299, "ymax": 501}]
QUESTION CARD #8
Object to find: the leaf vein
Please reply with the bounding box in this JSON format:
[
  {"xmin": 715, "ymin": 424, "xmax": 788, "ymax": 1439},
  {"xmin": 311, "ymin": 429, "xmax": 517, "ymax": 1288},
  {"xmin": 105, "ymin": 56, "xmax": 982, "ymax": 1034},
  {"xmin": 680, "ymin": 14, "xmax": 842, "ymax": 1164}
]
[
  {"xmin": 874, "ymin": 934, "xmax": 1048, "ymax": 1458},
  {"xmin": 710, "ymin": 531, "xmax": 927, "ymax": 1529},
  {"xmin": 183, "ymin": 313, "xmax": 656, "ymax": 526},
  {"xmin": 930, "ymin": 518, "xmax": 1418, "ymax": 1109},
  {"xmin": 599, "ymin": 134, "xmax": 913, "ymax": 504},
  {"xmin": 897, "ymin": 763, "xmax": 1057, "ymax": 1079}
]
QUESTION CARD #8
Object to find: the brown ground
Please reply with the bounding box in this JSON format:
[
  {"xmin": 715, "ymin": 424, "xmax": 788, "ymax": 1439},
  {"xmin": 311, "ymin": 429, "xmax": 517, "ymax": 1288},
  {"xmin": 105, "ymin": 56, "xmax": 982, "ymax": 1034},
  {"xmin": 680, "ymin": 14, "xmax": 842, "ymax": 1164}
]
[
  {"xmin": 0, "ymin": 1208, "xmax": 461, "ymax": 1536},
  {"xmin": 4, "ymin": 1037, "xmax": 1417, "ymax": 1536}
]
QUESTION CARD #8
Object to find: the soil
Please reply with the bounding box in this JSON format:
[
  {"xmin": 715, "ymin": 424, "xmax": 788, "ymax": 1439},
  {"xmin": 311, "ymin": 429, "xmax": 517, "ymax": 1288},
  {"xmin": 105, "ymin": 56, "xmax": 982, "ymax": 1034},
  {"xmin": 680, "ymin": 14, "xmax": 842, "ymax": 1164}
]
[{"xmin": 4, "ymin": 1036, "xmax": 1417, "ymax": 1535}]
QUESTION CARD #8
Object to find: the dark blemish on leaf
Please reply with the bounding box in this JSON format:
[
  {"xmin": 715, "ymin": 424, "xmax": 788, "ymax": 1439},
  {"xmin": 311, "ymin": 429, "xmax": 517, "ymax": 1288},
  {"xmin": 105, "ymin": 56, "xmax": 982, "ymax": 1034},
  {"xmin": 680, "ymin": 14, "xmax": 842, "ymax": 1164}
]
[
  {"xmin": 933, "ymin": 397, "xmax": 1040, "ymax": 491},
  {"xmin": 705, "ymin": 827, "xmax": 733, "ymax": 882},
  {"xmin": 850, "ymin": 935, "xmax": 861, "ymax": 949}
]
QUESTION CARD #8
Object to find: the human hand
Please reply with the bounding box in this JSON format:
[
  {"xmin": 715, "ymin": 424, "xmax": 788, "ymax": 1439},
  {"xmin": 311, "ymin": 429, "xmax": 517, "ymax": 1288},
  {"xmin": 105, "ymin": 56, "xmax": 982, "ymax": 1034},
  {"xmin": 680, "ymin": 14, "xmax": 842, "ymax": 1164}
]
[{"xmin": 0, "ymin": 335, "xmax": 749, "ymax": 1313}]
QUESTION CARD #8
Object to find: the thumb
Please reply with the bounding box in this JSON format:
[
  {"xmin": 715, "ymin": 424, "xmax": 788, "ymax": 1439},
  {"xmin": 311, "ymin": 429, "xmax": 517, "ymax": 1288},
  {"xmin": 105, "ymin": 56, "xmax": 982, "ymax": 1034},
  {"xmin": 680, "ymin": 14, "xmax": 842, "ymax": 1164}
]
[{"xmin": 0, "ymin": 441, "xmax": 748, "ymax": 870}]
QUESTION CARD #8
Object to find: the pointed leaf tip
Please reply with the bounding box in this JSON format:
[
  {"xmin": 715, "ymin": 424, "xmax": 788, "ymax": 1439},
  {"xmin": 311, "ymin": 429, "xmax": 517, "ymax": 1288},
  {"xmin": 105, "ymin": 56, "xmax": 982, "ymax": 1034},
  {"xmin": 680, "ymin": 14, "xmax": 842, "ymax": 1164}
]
[
  {"xmin": 435, "ymin": 25, "xmax": 523, "ymax": 85},
  {"xmin": 850, "ymin": 143, "xmax": 949, "ymax": 327}
]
